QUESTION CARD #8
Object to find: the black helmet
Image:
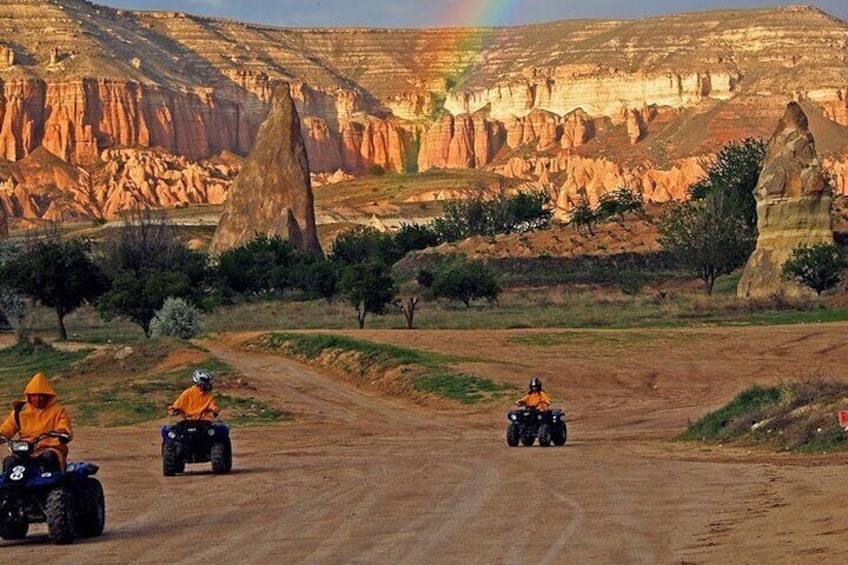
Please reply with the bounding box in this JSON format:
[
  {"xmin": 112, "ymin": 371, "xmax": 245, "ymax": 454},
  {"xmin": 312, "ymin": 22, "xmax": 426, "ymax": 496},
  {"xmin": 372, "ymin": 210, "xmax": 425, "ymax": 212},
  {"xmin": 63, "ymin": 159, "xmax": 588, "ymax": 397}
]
[
  {"xmin": 192, "ymin": 369, "xmax": 214, "ymax": 392},
  {"xmin": 529, "ymin": 377, "xmax": 542, "ymax": 391}
]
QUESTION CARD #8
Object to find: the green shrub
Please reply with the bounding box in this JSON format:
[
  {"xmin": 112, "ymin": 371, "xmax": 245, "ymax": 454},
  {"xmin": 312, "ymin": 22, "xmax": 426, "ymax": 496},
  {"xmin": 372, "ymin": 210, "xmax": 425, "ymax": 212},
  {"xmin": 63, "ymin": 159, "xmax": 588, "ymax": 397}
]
[
  {"xmin": 782, "ymin": 242, "xmax": 847, "ymax": 295},
  {"xmin": 150, "ymin": 297, "xmax": 205, "ymax": 339}
]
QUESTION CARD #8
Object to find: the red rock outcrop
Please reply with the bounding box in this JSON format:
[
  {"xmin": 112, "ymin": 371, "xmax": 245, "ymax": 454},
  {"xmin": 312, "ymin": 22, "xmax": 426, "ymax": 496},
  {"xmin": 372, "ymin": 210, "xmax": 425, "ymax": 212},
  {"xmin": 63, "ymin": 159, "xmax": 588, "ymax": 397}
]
[{"xmin": 211, "ymin": 84, "xmax": 321, "ymax": 255}]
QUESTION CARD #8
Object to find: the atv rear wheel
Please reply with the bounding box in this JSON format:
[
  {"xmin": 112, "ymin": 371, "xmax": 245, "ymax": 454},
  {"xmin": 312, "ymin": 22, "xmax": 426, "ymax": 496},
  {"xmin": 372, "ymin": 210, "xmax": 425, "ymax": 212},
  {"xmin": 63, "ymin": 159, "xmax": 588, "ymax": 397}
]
[
  {"xmin": 0, "ymin": 518, "xmax": 28, "ymax": 540},
  {"xmin": 506, "ymin": 423, "xmax": 520, "ymax": 447},
  {"xmin": 163, "ymin": 443, "xmax": 179, "ymax": 476},
  {"xmin": 46, "ymin": 487, "xmax": 75, "ymax": 544},
  {"xmin": 553, "ymin": 422, "xmax": 567, "ymax": 446},
  {"xmin": 538, "ymin": 423, "xmax": 552, "ymax": 447},
  {"xmin": 211, "ymin": 442, "xmax": 229, "ymax": 474},
  {"xmin": 76, "ymin": 478, "xmax": 105, "ymax": 538}
]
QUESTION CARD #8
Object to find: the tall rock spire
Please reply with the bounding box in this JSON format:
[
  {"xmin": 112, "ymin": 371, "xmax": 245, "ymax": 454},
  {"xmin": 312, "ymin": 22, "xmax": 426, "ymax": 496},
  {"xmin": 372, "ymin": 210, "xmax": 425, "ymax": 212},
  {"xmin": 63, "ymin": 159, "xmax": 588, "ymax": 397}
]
[
  {"xmin": 211, "ymin": 83, "xmax": 322, "ymax": 256},
  {"xmin": 737, "ymin": 101, "xmax": 834, "ymax": 299}
]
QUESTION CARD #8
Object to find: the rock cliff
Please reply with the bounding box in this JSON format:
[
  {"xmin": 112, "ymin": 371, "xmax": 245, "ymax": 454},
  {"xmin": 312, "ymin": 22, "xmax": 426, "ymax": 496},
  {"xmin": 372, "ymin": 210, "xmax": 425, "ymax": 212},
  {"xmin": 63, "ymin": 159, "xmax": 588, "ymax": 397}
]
[
  {"xmin": 0, "ymin": 1, "xmax": 847, "ymax": 225},
  {"xmin": 737, "ymin": 102, "xmax": 834, "ymax": 299}
]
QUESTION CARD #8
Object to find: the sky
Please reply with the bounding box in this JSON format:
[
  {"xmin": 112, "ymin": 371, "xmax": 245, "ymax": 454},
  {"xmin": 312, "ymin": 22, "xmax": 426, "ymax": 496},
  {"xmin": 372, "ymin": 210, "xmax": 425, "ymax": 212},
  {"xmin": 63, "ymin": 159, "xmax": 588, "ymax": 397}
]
[{"xmin": 98, "ymin": 0, "xmax": 848, "ymax": 28}]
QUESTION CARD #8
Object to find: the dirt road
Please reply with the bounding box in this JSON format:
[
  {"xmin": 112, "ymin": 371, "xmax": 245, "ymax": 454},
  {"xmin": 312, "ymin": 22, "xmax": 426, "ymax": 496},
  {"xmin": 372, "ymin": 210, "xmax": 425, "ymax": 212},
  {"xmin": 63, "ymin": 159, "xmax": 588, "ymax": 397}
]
[{"xmin": 3, "ymin": 325, "xmax": 848, "ymax": 563}]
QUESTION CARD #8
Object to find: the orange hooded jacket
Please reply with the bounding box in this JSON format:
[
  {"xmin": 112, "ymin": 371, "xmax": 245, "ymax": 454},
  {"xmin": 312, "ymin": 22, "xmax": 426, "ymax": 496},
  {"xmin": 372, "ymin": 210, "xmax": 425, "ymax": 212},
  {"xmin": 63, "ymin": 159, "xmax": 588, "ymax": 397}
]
[
  {"xmin": 517, "ymin": 390, "xmax": 552, "ymax": 411},
  {"xmin": 169, "ymin": 386, "xmax": 220, "ymax": 421},
  {"xmin": 0, "ymin": 373, "xmax": 73, "ymax": 464}
]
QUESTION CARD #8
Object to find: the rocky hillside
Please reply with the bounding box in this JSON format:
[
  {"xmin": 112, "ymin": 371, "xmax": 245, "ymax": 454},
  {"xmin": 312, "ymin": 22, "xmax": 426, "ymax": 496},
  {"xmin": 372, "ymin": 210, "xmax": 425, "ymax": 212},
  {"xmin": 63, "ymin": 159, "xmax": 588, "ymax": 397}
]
[{"xmin": 0, "ymin": 1, "xmax": 847, "ymax": 223}]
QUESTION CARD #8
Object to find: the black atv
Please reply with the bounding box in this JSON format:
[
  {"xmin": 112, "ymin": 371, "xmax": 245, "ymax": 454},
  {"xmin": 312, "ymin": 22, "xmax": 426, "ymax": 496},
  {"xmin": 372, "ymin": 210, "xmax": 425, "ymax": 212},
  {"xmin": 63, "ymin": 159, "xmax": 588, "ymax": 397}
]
[
  {"xmin": 0, "ymin": 432, "xmax": 105, "ymax": 544},
  {"xmin": 161, "ymin": 412, "xmax": 232, "ymax": 476},
  {"xmin": 506, "ymin": 407, "xmax": 567, "ymax": 447}
]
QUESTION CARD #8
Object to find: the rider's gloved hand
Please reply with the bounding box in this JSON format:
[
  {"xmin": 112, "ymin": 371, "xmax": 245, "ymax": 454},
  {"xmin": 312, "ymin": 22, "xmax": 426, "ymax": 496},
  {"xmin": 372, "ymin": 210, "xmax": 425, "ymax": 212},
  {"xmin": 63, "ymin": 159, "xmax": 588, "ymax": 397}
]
[{"xmin": 57, "ymin": 433, "xmax": 71, "ymax": 444}]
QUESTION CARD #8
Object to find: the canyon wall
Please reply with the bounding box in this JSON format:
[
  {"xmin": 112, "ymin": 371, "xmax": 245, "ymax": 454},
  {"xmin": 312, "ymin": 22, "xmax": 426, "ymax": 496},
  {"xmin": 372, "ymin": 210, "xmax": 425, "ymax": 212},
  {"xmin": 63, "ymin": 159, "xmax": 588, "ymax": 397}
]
[{"xmin": 0, "ymin": 1, "xmax": 847, "ymax": 223}]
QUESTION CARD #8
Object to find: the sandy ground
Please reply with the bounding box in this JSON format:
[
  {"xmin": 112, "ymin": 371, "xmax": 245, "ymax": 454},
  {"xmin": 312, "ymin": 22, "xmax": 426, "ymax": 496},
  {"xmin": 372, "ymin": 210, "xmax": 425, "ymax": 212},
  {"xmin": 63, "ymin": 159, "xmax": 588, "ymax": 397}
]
[{"xmin": 3, "ymin": 324, "xmax": 848, "ymax": 563}]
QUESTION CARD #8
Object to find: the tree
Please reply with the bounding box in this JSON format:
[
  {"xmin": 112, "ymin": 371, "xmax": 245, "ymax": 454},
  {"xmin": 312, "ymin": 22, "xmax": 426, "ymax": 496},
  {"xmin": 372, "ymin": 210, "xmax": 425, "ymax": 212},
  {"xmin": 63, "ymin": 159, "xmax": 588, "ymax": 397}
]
[
  {"xmin": 3, "ymin": 237, "xmax": 107, "ymax": 340},
  {"xmin": 97, "ymin": 209, "xmax": 209, "ymax": 337},
  {"xmin": 689, "ymin": 137, "xmax": 767, "ymax": 230},
  {"xmin": 596, "ymin": 188, "xmax": 643, "ymax": 219},
  {"xmin": 297, "ymin": 256, "xmax": 340, "ymax": 304},
  {"xmin": 782, "ymin": 242, "xmax": 847, "ymax": 295},
  {"xmin": 216, "ymin": 234, "xmax": 298, "ymax": 295},
  {"xmin": 657, "ymin": 195, "xmax": 755, "ymax": 294},
  {"xmin": 396, "ymin": 296, "xmax": 419, "ymax": 330},
  {"xmin": 431, "ymin": 190, "xmax": 553, "ymax": 243},
  {"xmin": 330, "ymin": 226, "xmax": 398, "ymax": 267},
  {"xmin": 392, "ymin": 223, "xmax": 440, "ymax": 258},
  {"xmin": 569, "ymin": 200, "xmax": 597, "ymax": 235},
  {"xmin": 428, "ymin": 259, "xmax": 500, "ymax": 307},
  {"xmin": 339, "ymin": 261, "xmax": 398, "ymax": 329}
]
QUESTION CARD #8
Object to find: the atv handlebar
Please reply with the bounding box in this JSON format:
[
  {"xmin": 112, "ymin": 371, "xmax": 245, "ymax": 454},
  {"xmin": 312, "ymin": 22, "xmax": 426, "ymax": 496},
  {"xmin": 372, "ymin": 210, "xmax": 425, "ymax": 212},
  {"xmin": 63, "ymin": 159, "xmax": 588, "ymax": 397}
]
[
  {"xmin": 0, "ymin": 431, "xmax": 70, "ymax": 446},
  {"xmin": 167, "ymin": 407, "xmax": 220, "ymax": 420}
]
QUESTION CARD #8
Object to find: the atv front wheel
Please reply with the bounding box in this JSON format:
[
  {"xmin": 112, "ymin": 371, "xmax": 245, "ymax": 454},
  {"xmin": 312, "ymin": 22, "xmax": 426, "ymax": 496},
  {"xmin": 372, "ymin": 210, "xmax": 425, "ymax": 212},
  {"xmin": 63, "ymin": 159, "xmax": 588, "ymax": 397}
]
[
  {"xmin": 553, "ymin": 422, "xmax": 567, "ymax": 446},
  {"xmin": 210, "ymin": 442, "xmax": 229, "ymax": 474},
  {"xmin": 46, "ymin": 487, "xmax": 75, "ymax": 544},
  {"xmin": 538, "ymin": 423, "xmax": 552, "ymax": 447},
  {"xmin": 506, "ymin": 423, "xmax": 520, "ymax": 447},
  {"xmin": 76, "ymin": 478, "xmax": 105, "ymax": 537},
  {"xmin": 0, "ymin": 517, "xmax": 28, "ymax": 540},
  {"xmin": 163, "ymin": 443, "xmax": 180, "ymax": 477}
]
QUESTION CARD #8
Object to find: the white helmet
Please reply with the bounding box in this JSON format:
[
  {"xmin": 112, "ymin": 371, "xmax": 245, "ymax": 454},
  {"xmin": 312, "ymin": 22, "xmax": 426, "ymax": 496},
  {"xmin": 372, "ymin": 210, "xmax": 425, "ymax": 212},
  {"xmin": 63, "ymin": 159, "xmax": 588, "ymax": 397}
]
[{"xmin": 192, "ymin": 369, "xmax": 213, "ymax": 392}]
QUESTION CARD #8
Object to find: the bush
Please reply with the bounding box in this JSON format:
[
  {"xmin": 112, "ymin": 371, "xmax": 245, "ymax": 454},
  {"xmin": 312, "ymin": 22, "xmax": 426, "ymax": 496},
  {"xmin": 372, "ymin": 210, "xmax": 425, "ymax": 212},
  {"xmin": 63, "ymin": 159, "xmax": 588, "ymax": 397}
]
[
  {"xmin": 149, "ymin": 297, "xmax": 205, "ymax": 339},
  {"xmin": 432, "ymin": 190, "xmax": 553, "ymax": 242},
  {"xmin": 596, "ymin": 188, "xmax": 643, "ymax": 219},
  {"xmin": 782, "ymin": 242, "xmax": 847, "ymax": 295},
  {"xmin": 569, "ymin": 200, "xmax": 597, "ymax": 234},
  {"xmin": 331, "ymin": 226, "xmax": 397, "ymax": 267},
  {"xmin": 428, "ymin": 259, "xmax": 500, "ymax": 307}
]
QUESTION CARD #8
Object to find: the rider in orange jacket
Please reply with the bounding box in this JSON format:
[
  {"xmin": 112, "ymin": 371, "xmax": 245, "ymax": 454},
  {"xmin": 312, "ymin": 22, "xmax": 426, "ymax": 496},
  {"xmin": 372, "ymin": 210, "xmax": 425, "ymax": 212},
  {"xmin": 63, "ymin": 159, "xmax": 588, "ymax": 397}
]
[
  {"xmin": 0, "ymin": 372, "xmax": 73, "ymax": 471},
  {"xmin": 168, "ymin": 369, "xmax": 220, "ymax": 421},
  {"xmin": 515, "ymin": 377, "xmax": 552, "ymax": 411}
]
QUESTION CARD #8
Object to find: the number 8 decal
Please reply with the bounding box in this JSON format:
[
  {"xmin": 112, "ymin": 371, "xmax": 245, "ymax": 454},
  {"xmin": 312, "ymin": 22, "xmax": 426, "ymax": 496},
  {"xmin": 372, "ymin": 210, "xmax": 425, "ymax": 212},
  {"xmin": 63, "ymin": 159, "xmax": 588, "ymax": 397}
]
[{"xmin": 10, "ymin": 465, "xmax": 25, "ymax": 481}]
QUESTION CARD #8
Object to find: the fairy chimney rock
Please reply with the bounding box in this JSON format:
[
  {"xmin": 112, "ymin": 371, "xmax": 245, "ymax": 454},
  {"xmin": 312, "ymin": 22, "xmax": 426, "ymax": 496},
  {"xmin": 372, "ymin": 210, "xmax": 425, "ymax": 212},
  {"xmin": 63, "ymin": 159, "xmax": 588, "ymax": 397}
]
[
  {"xmin": 211, "ymin": 83, "xmax": 322, "ymax": 255},
  {"xmin": 737, "ymin": 101, "xmax": 834, "ymax": 299}
]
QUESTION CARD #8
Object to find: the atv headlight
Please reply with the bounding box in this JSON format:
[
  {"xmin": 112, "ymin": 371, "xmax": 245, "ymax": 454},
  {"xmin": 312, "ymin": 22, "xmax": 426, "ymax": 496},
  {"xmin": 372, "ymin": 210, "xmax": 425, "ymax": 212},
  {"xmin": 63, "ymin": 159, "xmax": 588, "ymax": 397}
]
[
  {"xmin": 509, "ymin": 414, "xmax": 518, "ymax": 421},
  {"xmin": 41, "ymin": 472, "xmax": 52, "ymax": 478},
  {"xmin": 10, "ymin": 441, "xmax": 29, "ymax": 453},
  {"xmin": 207, "ymin": 428, "xmax": 216, "ymax": 437},
  {"xmin": 168, "ymin": 431, "xmax": 176, "ymax": 439}
]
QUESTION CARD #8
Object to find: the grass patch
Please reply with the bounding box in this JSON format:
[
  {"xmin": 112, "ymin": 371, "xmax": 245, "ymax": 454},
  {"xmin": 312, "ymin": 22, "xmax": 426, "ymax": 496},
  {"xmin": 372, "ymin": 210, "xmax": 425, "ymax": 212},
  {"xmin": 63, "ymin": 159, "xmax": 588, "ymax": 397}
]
[
  {"xmin": 678, "ymin": 385, "xmax": 782, "ymax": 442},
  {"xmin": 250, "ymin": 332, "xmax": 509, "ymax": 404},
  {"xmin": 678, "ymin": 380, "xmax": 848, "ymax": 453},
  {"xmin": 255, "ymin": 333, "xmax": 457, "ymax": 369},
  {"xmin": 0, "ymin": 339, "xmax": 288, "ymax": 427},
  {"xmin": 412, "ymin": 372, "xmax": 511, "ymax": 404},
  {"xmin": 0, "ymin": 341, "xmax": 91, "ymax": 385}
]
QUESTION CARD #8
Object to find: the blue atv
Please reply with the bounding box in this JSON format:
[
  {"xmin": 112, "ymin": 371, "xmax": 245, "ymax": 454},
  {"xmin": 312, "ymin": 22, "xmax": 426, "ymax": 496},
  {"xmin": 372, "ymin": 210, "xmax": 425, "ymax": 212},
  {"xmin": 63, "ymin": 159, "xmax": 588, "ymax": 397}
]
[
  {"xmin": 0, "ymin": 432, "xmax": 104, "ymax": 544},
  {"xmin": 161, "ymin": 413, "xmax": 232, "ymax": 476}
]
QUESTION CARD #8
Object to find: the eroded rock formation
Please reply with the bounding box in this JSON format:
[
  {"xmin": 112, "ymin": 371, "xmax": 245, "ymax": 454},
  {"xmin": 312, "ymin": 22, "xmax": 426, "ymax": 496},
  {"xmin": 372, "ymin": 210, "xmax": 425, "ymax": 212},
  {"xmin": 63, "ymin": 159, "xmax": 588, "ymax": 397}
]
[
  {"xmin": 211, "ymin": 84, "xmax": 321, "ymax": 255},
  {"xmin": 737, "ymin": 102, "xmax": 834, "ymax": 299}
]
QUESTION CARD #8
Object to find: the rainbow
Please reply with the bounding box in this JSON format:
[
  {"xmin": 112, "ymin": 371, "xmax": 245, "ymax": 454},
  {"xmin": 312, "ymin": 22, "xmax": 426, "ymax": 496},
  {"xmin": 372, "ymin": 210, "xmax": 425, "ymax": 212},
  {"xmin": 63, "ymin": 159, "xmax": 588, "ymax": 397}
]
[{"xmin": 439, "ymin": 0, "xmax": 522, "ymax": 28}]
